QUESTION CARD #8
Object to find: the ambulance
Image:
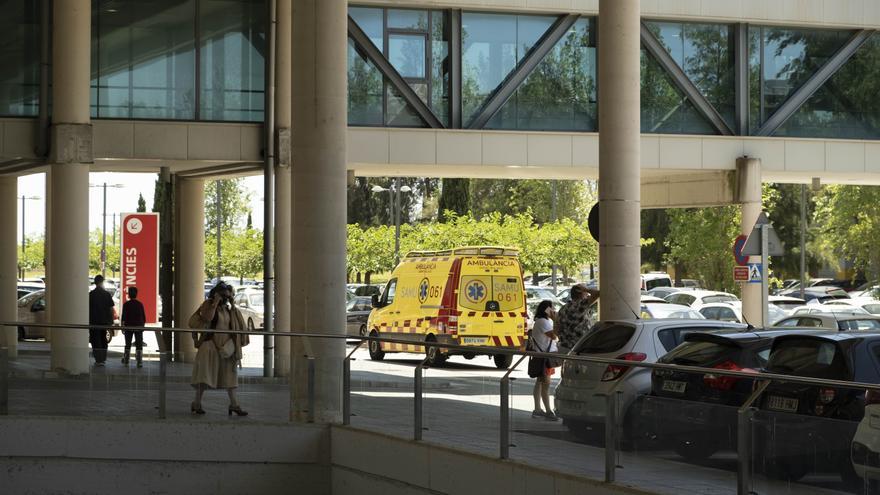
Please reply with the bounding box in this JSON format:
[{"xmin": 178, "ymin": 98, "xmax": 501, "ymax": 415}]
[{"xmin": 367, "ymin": 246, "xmax": 528, "ymax": 369}]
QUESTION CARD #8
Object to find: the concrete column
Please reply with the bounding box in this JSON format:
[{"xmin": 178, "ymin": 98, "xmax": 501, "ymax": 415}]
[
  {"xmin": 0, "ymin": 177, "xmax": 18, "ymax": 357},
  {"xmin": 48, "ymin": 0, "xmax": 91, "ymax": 374},
  {"xmin": 274, "ymin": 0, "xmax": 292, "ymax": 377},
  {"xmin": 176, "ymin": 178, "xmax": 205, "ymax": 363},
  {"xmin": 598, "ymin": 0, "xmax": 641, "ymax": 321},
  {"xmin": 291, "ymin": 0, "xmax": 347, "ymax": 422},
  {"xmin": 738, "ymin": 157, "xmax": 763, "ymax": 325}
]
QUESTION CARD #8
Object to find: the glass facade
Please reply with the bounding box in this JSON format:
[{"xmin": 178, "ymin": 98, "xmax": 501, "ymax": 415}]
[
  {"xmin": 0, "ymin": 0, "xmax": 41, "ymax": 117},
  {"xmin": 641, "ymin": 50, "xmax": 715, "ymax": 134},
  {"xmin": 486, "ymin": 18, "xmax": 597, "ymax": 131},
  {"xmin": 646, "ymin": 21, "xmax": 735, "ymax": 130},
  {"xmin": 91, "ymin": 0, "xmax": 264, "ymax": 121},
  {"xmin": 347, "ymin": 6, "xmax": 449, "ymax": 127}
]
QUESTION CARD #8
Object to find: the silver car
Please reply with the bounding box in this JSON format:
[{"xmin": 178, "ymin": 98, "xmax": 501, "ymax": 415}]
[
  {"xmin": 233, "ymin": 289, "xmax": 264, "ymax": 331},
  {"xmin": 554, "ymin": 319, "xmax": 745, "ymax": 441},
  {"xmin": 17, "ymin": 290, "xmax": 47, "ymax": 340}
]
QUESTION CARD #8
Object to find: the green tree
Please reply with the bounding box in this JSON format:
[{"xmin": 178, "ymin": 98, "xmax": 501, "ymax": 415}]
[
  {"xmin": 438, "ymin": 179, "xmax": 470, "ymax": 222},
  {"xmin": 19, "ymin": 236, "xmax": 45, "ymax": 275},
  {"xmin": 812, "ymin": 185, "xmax": 880, "ymax": 280},
  {"xmin": 205, "ymin": 179, "xmax": 252, "ymax": 237},
  {"xmin": 204, "ymin": 229, "xmax": 264, "ymax": 281},
  {"xmin": 88, "ymin": 229, "xmax": 120, "ymax": 274},
  {"xmin": 136, "ymin": 193, "xmax": 147, "ymax": 213},
  {"xmin": 665, "ymin": 206, "xmax": 741, "ymax": 293}
]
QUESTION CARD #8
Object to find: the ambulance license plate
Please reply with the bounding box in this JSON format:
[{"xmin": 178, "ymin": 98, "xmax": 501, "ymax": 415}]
[
  {"xmin": 463, "ymin": 337, "xmax": 485, "ymax": 345},
  {"xmin": 767, "ymin": 396, "xmax": 798, "ymax": 413}
]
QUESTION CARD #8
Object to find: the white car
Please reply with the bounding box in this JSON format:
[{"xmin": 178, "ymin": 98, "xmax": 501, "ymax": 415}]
[
  {"xmin": 768, "ymin": 295, "xmax": 806, "ymax": 313},
  {"xmin": 664, "ymin": 290, "xmax": 738, "ymax": 310},
  {"xmin": 233, "ymin": 288, "xmax": 265, "ymax": 330},
  {"xmin": 822, "ymin": 298, "xmax": 880, "ymax": 315},
  {"xmin": 641, "ymin": 302, "xmax": 704, "ymax": 320},
  {"xmin": 698, "ymin": 301, "xmax": 787, "ymax": 325},
  {"xmin": 554, "ymin": 319, "xmax": 745, "ymax": 441},
  {"xmin": 640, "ymin": 273, "xmax": 672, "ymax": 292},
  {"xmin": 17, "ymin": 290, "xmax": 47, "ymax": 340},
  {"xmin": 790, "ymin": 305, "xmax": 870, "ymax": 316}
]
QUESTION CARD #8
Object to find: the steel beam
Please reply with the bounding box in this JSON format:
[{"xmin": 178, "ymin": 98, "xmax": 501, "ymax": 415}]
[
  {"xmin": 467, "ymin": 14, "xmax": 580, "ymax": 130},
  {"xmin": 756, "ymin": 29, "xmax": 874, "ymax": 137},
  {"xmin": 347, "ymin": 15, "xmax": 444, "ymax": 129},
  {"xmin": 641, "ymin": 22, "xmax": 734, "ymax": 136},
  {"xmin": 449, "ymin": 9, "xmax": 463, "ymax": 129},
  {"xmin": 734, "ymin": 23, "xmax": 749, "ymax": 135}
]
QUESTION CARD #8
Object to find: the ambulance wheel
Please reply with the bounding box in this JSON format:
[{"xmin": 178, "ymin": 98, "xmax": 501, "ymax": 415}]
[
  {"xmin": 493, "ymin": 354, "xmax": 513, "ymax": 369},
  {"xmin": 368, "ymin": 330, "xmax": 385, "ymax": 361},
  {"xmin": 425, "ymin": 336, "xmax": 446, "ymax": 367}
]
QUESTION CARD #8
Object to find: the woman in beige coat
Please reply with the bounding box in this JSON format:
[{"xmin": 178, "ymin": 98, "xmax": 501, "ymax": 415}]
[{"xmin": 190, "ymin": 282, "xmax": 250, "ymax": 416}]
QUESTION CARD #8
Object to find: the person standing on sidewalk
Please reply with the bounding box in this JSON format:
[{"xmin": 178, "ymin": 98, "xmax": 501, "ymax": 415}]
[
  {"xmin": 88, "ymin": 275, "xmax": 115, "ymax": 367},
  {"xmin": 555, "ymin": 284, "xmax": 599, "ymax": 353},
  {"xmin": 121, "ymin": 286, "xmax": 147, "ymax": 368}
]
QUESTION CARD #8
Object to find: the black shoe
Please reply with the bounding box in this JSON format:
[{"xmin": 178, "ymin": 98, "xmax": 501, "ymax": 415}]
[
  {"xmin": 191, "ymin": 402, "xmax": 205, "ymax": 415},
  {"xmin": 228, "ymin": 405, "xmax": 248, "ymax": 417}
]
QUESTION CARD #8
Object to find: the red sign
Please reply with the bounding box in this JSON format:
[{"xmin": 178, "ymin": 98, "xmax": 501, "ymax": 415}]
[
  {"xmin": 120, "ymin": 213, "xmax": 159, "ymax": 323},
  {"xmin": 733, "ymin": 266, "xmax": 749, "ymax": 282},
  {"xmin": 733, "ymin": 234, "xmax": 749, "ymax": 266}
]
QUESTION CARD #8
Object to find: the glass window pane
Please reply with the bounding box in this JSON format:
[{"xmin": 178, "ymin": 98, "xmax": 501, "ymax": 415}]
[
  {"xmin": 388, "ymin": 34, "xmax": 426, "ymax": 79},
  {"xmin": 349, "ymin": 7, "xmax": 383, "ymax": 50},
  {"xmin": 641, "ymin": 50, "xmax": 716, "ymax": 134},
  {"xmin": 646, "ymin": 21, "xmax": 735, "ymax": 130},
  {"xmin": 199, "ymin": 0, "xmax": 265, "ymax": 122},
  {"xmin": 487, "ymin": 18, "xmax": 597, "ymax": 131},
  {"xmin": 93, "ymin": 0, "xmax": 196, "ymax": 120},
  {"xmin": 347, "ymin": 40, "xmax": 383, "ymax": 126},
  {"xmin": 0, "ymin": 0, "xmax": 41, "ymax": 117},
  {"xmin": 749, "ymin": 26, "xmax": 850, "ymax": 133},
  {"xmin": 462, "ymin": 13, "xmax": 555, "ymax": 125},
  {"xmin": 386, "ymin": 85, "xmax": 423, "ymax": 126},
  {"xmin": 431, "ymin": 11, "xmax": 449, "ymax": 126},
  {"xmin": 388, "ymin": 9, "xmax": 427, "ymax": 31},
  {"xmin": 775, "ymin": 33, "xmax": 880, "ymax": 139}
]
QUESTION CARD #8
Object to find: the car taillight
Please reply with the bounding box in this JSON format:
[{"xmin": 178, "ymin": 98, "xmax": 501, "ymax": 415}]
[
  {"xmin": 703, "ymin": 360, "xmax": 757, "ymax": 391},
  {"xmin": 601, "ymin": 353, "xmax": 647, "ymax": 382},
  {"xmin": 866, "ymin": 389, "xmax": 880, "ymax": 406}
]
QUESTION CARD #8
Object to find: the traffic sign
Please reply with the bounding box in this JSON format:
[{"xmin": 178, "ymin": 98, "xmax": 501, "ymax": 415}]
[
  {"xmin": 742, "ymin": 212, "xmax": 784, "ymax": 256},
  {"xmin": 588, "ymin": 204, "xmax": 599, "ymax": 242},
  {"xmin": 748, "ymin": 263, "xmax": 762, "ymax": 284},
  {"xmin": 733, "ymin": 266, "xmax": 749, "ymax": 282},
  {"xmin": 733, "ymin": 234, "xmax": 748, "ymax": 266}
]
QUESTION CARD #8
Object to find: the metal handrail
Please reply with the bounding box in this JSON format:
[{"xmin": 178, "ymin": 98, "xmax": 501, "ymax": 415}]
[{"xmin": 9, "ymin": 320, "xmax": 880, "ymax": 392}]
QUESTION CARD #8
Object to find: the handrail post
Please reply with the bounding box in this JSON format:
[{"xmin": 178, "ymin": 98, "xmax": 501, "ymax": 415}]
[
  {"xmin": 500, "ymin": 354, "xmax": 527, "ymax": 459},
  {"xmin": 414, "ymin": 358, "xmax": 427, "ymax": 441},
  {"xmin": 342, "ymin": 340, "xmax": 364, "ymax": 426},
  {"xmin": 307, "ymin": 356, "xmax": 316, "ymax": 423},
  {"xmin": 603, "ymin": 391, "xmax": 619, "ymax": 482},
  {"xmin": 158, "ymin": 351, "xmax": 168, "ymax": 419},
  {"xmin": 737, "ymin": 379, "xmax": 770, "ymax": 495},
  {"xmin": 0, "ymin": 347, "xmax": 8, "ymax": 415}
]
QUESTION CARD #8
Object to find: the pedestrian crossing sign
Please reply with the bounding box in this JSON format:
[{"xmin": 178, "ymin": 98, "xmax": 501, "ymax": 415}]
[{"xmin": 748, "ymin": 263, "xmax": 762, "ymax": 284}]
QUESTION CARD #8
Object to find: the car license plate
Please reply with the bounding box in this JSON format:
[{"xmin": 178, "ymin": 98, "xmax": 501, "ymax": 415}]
[
  {"xmin": 662, "ymin": 380, "xmax": 687, "ymax": 394},
  {"xmin": 768, "ymin": 395, "xmax": 798, "ymax": 413},
  {"xmin": 463, "ymin": 337, "xmax": 485, "ymax": 345}
]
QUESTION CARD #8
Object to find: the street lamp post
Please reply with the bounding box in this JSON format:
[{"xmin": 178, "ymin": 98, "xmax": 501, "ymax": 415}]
[
  {"xmin": 90, "ymin": 183, "xmax": 124, "ymax": 277},
  {"xmin": 19, "ymin": 195, "xmax": 40, "ymax": 279},
  {"xmin": 371, "ymin": 181, "xmax": 412, "ymax": 264}
]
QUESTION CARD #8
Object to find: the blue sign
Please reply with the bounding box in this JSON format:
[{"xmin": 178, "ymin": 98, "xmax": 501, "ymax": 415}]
[
  {"xmin": 748, "ymin": 263, "xmax": 762, "ymax": 284},
  {"xmin": 733, "ymin": 235, "xmax": 749, "ymax": 266}
]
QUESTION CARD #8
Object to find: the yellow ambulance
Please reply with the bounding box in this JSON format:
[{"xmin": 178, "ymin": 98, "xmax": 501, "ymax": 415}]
[{"xmin": 367, "ymin": 246, "xmax": 528, "ymax": 369}]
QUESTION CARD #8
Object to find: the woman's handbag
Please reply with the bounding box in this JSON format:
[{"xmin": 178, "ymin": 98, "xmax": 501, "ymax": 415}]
[
  {"xmin": 527, "ymin": 356, "xmax": 547, "ymax": 378},
  {"xmin": 218, "ymin": 338, "xmax": 235, "ymax": 359}
]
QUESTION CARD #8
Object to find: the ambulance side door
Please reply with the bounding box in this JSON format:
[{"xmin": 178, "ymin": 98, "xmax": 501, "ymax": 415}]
[{"xmin": 373, "ymin": 278, "xmax": 399, "ymax": 333}]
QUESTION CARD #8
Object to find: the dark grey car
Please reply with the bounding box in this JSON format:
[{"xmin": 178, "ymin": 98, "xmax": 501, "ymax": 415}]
[{"xmin": 346, "ymin": 296, "xmax": 373, "ymax": 337}]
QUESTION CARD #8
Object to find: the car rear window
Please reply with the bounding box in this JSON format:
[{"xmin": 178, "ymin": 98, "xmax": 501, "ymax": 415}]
[
  {"xmin": 767, "ymin": 338, "xmax": 850, "ymax": 379},
  {"xmin": 703, "ymin": 295, "xmax": 737, "ymax": 304},
  {"xmin": 659, "ymin": 340, "xmax": 739, "ymax": 366},
  {"xmin": 576, "ymin": 325, "xmax": 635, "ymax": 354}
]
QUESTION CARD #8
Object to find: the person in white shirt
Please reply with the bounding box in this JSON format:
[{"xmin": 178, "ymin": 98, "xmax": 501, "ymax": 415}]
[{"xmin": 530, "ymin": 300, "xmax": 559, "ymax": 421}]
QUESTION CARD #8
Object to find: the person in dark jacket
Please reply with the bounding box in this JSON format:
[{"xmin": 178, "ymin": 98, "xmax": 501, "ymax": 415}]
[
  {"xmin": 88, "ymin": 275, "xmax": 115, "ymax": 366},
  {"xmin": 121, "ymin": 286, "xmax": 147, "ymax": 368}
]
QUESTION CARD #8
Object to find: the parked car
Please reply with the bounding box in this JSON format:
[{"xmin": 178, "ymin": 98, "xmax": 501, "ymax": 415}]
[
  {"xmin": 17, "ymin": 282, "xmax": 44, "ymax": 300},
  {"xmin": 526, "ymin": 286, "xmax": 566, "ymax": 329},
  {"xmin": 756, "ymin": 332, "xmax": 880, "ymax": 483},
  {"xmin": 780, "ymin": 285, "xmax": 851, "ymax": 303},
  {"xmin": 768, "ymin": 295, "xmax": 806, "ymax": 313},
  {"xmin": 644, "ymin": 329, "xmax": 815, "ymax": 460},
  {"xmin": 346, "ymin": 296, "xmax": 373, "ymax": 337},
  {"xmin": 554, "ymin": 319, "xmax": 745, "ymax": 442},
  {"xmin": 773, "ymin": 313, "xmax": 880, "ymax": 331},
  {"xmin": 641, "ymin": 302, "xmax": 704, "ymax": 320},
  {"xmin": 233, "ymin": 288, "xmax": 264, "ymax": 330},
  {"xmin": 698, "ymin": 301, "xmax": 787, "ymax": 325},
  {"xmin": 646, "ymin": 286, "xmax": 691, "ymax": 300},
  {"xmin": 675, "ymin": 279, "xmax": 702, "ymax": 289},
  {"xmin": 822, "ymin": 298, "xmax": 880, "ymax": 315},
  {"xmin": 791, "ymin": 305, "xmax": 870, "ymax": 316},
  {"xmin": 17, "ymin": 290, "xmax": 47, "ymax": 340},
  {"xmin": 664, "ymin": 290, "xmax": 738, "ymax": 310},
  {"xmin": 852, "ymin": 384, "xmax": 880, "ymax": 486},
  {"xmin": 640, "ymin": 273, "xmax": 672, "ymax": 292}
]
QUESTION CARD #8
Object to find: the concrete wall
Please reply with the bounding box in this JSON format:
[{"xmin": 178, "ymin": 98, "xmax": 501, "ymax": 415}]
[
  {"xmin": 0, "ymin": 417, "xmax": 331, "ymax": 495},
  {"xmin": 330, "ymin": 427, "xmax": 646, "ymax": 495}
]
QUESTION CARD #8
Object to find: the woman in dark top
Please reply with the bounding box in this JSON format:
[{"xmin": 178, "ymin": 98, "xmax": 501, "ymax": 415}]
[{"xmin": 121, "ymin": 286, "xmax": 147, "ymax": 368}]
